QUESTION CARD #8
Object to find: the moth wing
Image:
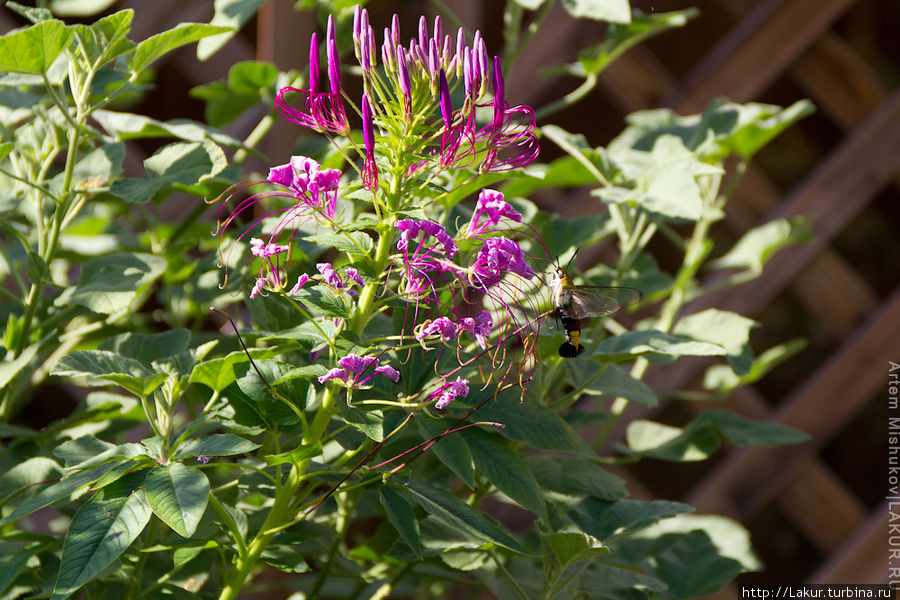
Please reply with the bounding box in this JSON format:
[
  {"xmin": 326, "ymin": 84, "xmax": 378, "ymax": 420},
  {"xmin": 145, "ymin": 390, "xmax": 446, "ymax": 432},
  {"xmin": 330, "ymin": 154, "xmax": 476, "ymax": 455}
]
[{"xmin": 559, "ymin": 287, "xmax": 641, "ymax": 320}]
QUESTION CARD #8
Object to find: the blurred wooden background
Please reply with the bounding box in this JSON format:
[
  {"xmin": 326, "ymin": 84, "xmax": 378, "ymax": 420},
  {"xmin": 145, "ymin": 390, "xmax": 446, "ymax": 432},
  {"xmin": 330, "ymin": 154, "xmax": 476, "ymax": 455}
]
[{"xmin": 3, "ymin": 0, "xmax": 898, "ymax": 596}]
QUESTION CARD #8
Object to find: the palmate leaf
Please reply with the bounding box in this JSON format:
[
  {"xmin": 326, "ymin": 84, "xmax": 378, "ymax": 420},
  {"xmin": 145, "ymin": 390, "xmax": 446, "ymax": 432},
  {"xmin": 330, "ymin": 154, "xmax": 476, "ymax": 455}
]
[
  {"xmin": 611, "ymin": 528, "xmax": 746, "ymax": 598},
  {"xmin": 51, "ymin": 471, "xmax": 152, "ymax": 600},
  {"xmin": 524, "ymin": 455, "xmax": 627, "ymax": 501}
]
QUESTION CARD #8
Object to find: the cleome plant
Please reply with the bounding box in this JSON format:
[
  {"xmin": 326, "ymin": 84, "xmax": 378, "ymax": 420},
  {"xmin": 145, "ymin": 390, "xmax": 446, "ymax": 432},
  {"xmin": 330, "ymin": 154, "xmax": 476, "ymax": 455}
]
[{"xmin": 0, "ymin": 1, "xmax": 815, "ymax": 598}]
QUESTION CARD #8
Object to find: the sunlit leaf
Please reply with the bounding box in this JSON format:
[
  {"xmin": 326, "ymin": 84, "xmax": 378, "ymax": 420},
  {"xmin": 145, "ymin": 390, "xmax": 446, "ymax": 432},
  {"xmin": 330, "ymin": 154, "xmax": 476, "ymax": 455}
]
[
  {"xmin": 0, "ymin": 20, "xmax": 73, "ymax": 75},
  {"xmin": 108, "ymin": 140, "xmax": 227, "ymax": 203},
  {"xmin": 561, "ymin": 0, "xmax": 631, "ymax": 23},
  {"xmin": 129, "ymin": 23, "xmax": 233, "ymax": 73}
]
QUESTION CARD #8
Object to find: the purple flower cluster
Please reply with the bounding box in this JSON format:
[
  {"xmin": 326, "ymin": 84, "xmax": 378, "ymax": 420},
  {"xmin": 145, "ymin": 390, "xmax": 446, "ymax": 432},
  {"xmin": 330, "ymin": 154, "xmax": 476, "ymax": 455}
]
[
  {"xmin": 394, "ymin": 218, "xmax": 461, "ymax": 301},
  {"xmin": 318, "ymin": 353, "xmax": 400, "ymax": 387},
  {"xmin": 350, "ymin": 7, "xmax": 539, "ymax": 176},
  {"xmin": 216, "ymin": 156, "xmax": 342, "ymax": 294},
  {"xmin": 417, "ymin": 310, "xmax": 492, "ymax": 349},
  {"xmin": 463, "ymin": 188, "xmax": 523, "ymax": 238},
  {"xmin": 431, "ymin": 377, "xmax": 469, "ymax": 410}
]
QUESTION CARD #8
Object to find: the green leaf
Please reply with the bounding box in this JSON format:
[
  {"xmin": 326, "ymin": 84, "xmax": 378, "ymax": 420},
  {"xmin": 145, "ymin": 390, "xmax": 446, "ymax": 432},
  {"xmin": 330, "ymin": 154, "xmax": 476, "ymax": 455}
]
[
  {"xmin": 54, "ymin": 435, "xmax": 115, "ymax": 467},
  {"xmin": 618, "ymin": 513, "xmax": 761, "ymax": 572},
  {"xmin": 561, "ymin": 0, "xmax": 631, "ymax": 23},
  {"xmin": 569, "ymin": 498, "xmax": 694, "ymax": 541},
  {"xmin": 70, "ymin": 10, "xmax": 135, "ymax": 66},
  {"xmin": 709, "ymin": 216, "xmax": 811, "ymax": 274},
  {"xmin": 0, "ymin": 20, "xmax": 73, "ymax": 75},
  {"xmin": 129, "ymin": 23, "xmax": 233, "ymax": 73},
  {"xmin": 612, "ymin": 529, "xmax": 745, "ymax": 598},
  {"xmin": 600, "ymin": 134, "xmax": 723, "ymax": 221},
  {"xmin": 416, "ymin": 417, "xmax": 475, "ymax": 489},
  {"xmin": 51, "ymin": 472, "xmax": 152, "ymax": 600},
  {"xmin": 700, "ymin": 410, "xmax": 809, "ymax": 446},
  {"xmin": 0, "ymin": 457, "xmax": 62, "ymax": 494},
  {"xmin": 53, "ymin": 252, "xmax": 167, "ymax": 314},
  {"xmin": 673, "ymin": 309, "xmax": 758, "ymax": 375},
  {"xmin": 98, "ymin": 329, "xmax": 190, "ymax": 365},
  {"xmin": 0, "ymin": 141, "xmax": 14, "ymax": 161},
  {"xmin": 197, "ymin": 0, "xmax": 267, "ymax": 60},
  {"xmin": 717, "ymin": 99, "xmax": 816, "ymax": 159},
  {"xmin": 49, "ymin": 142, "xmax": 125, "ymax": 195},
  {"xmin": 92, "ymin": 110, "xmax": 246, "ymax": 148},
  {"xmin": 230, "ymin": 360, "xmax": 308, "ymax": 426},
  {"xmin": 6, "ymin": 1, "xmax": 54, "ymax": 23},
  {"xmin": 524, "ymin": 456, "xmax": 627, "ymax": 501},
  {"xmin": 304, "ymin": 232, "xmax": 375, "ymax": 255},
  {"xmin": 191, "ymin": 60, "xmax": 279, "ymax": 126},
  {"xmin": 264, "ymin": 443, "xmax": 322, "ymax": 466},
  {"xmin": 401, "ymin": 478, "xmax": 537, "ymax": 556},
  {"xmin": 565, "ymin": 560, "xmax": 668, "ymax": 599},
  {"xmin": 339, "ymin": 404, "xmax": 384, "ymax": 441},
  {"xmin": 173, "ymin": 433, "xmax": 260, "ymax": 459},
  {"xmin": 567, "ymin": 362, "xmax": 657, "ymax": 406},
  {"xmin": 469, "ymin": 390, "xmax": 595, "ymax": 456},
  {"xmin": 610, "ymin": 98, "xmax": 815, "ymax": 163},
  {"xmin": 51, "ymin": 350, "xmax": 167, "ymax": 398},
  {"xmin": 0, "ymin": 463, "xmax": 118, "ymax": 526},
  {"xmin": 144, "ymin": 463, "xmax": 209, "ymax": 537},
  {"xmin": 380, "ymin": 487, "xmax": 423, "ymax": 558},
  {"xmin": 188, "ymin": 347, "xmax": 282, "ymax": 393},
  {"xmin": 537, "ymin": 213, "xmax": 616, "ymax": 258},
  {"xmin": 572, "ymin": 8, "xmax": 696, "ymax": 76},
  {"xmin": 290, "ymin": 285, "xmax": 352, "ymax": 319},
  {"xmin": 626, "ymin": 410, "xmax": 809, "ymax": 461},
  {"xmin": 108, "ymin": 140, "xmax": 227, "ymax": 203},
  {"xmin": 0, "ymin": 343, "xmax": 39, "ymax": 391},
  {"xmin": 703, "ymin": 338, "xmax": 807, "ymax": 392},
  {"xmin": 50, "ymin": 0, "xmax": 120, "ymax": 16},
  {"xmin": 461, "ymin": 428, "xmax": 549, "ymax": 521},
  {"xmin": 592, "ymin": 330, "xmax": 726, "ymax": 361}
]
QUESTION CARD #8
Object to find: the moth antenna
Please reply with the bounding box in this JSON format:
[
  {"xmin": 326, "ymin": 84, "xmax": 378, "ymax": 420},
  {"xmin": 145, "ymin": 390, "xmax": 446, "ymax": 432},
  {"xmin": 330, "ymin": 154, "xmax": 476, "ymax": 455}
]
[{"xmin": 563, "ymin": 246, "xmax": 580, "ymax": 272}]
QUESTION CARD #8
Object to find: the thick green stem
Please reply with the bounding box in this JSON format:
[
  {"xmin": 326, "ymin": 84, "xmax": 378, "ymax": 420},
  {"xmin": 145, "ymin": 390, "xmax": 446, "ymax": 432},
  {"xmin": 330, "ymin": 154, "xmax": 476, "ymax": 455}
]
[
  {"xmin": 602, "ymin": 193, "xmax": 716, "ymax": 430},
  {"xmin": 217, "ymin": 386, "xmax": 337, "ymax": 600}
]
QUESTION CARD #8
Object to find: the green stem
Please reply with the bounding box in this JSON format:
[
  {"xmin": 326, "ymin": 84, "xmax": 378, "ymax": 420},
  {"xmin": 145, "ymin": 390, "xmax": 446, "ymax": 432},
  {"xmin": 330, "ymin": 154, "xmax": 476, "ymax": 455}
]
[
  {"xmin": 535, "ymin": 73, "xmax": 597, "ymax": 121},
  {"xmin": 601, "ymin": 185, "xmax": 717, "ymax": 433},
  {"xmin": 217, "ymin": 386, "xmax": 338, "ymax": 600}
]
